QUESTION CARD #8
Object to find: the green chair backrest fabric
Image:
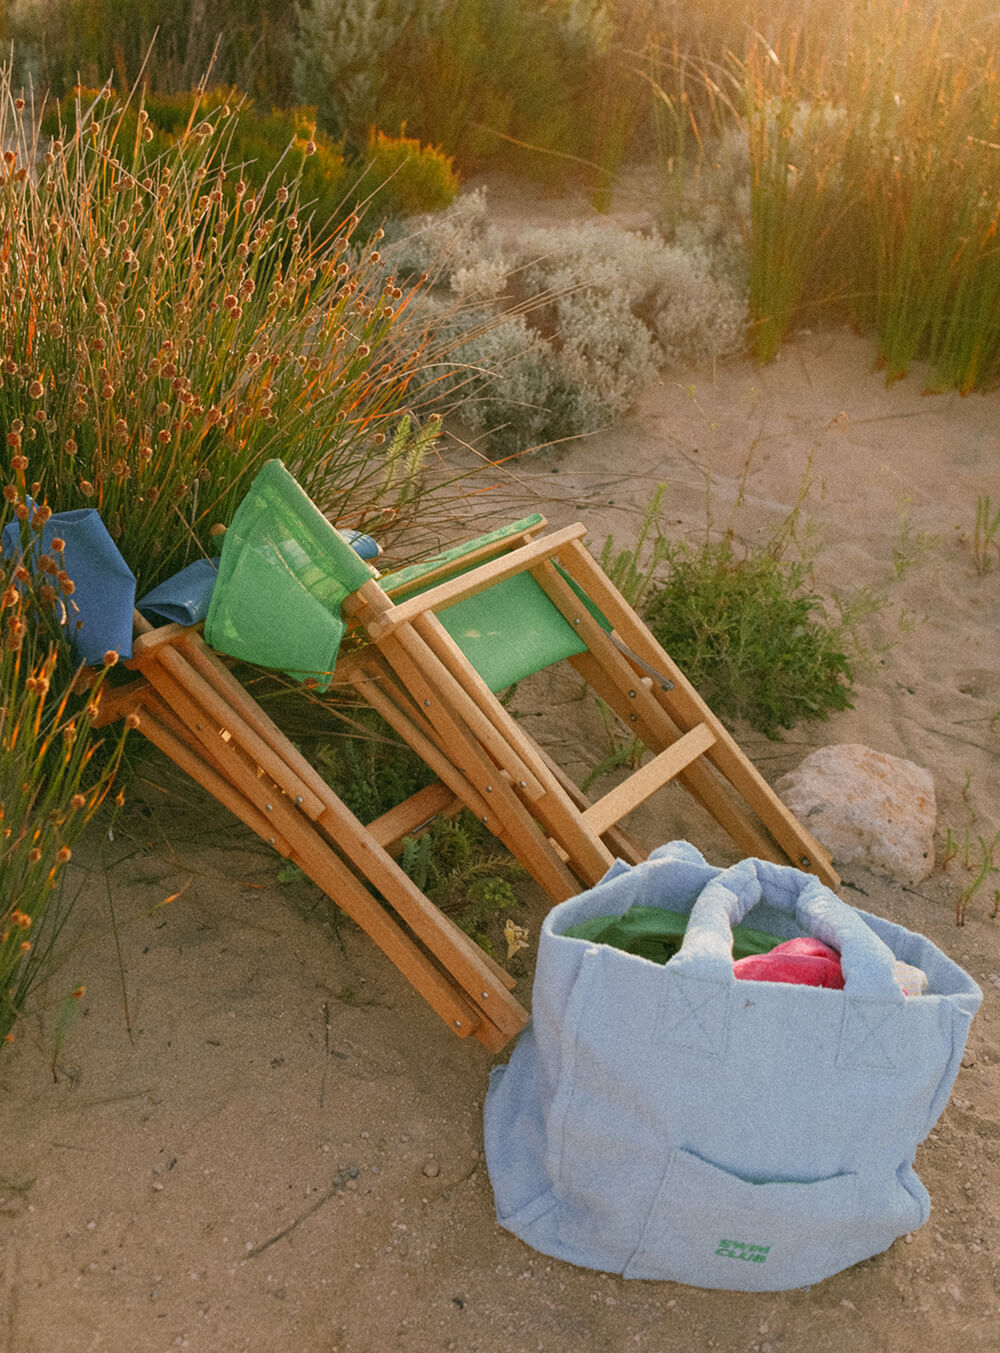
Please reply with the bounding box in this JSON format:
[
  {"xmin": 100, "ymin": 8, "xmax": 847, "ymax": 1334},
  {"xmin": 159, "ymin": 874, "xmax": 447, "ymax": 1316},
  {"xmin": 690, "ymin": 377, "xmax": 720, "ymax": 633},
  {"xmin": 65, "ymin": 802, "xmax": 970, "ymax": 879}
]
[{"xmin": 205, "ymin": 459, "xmax": 375, "ymax": 690}]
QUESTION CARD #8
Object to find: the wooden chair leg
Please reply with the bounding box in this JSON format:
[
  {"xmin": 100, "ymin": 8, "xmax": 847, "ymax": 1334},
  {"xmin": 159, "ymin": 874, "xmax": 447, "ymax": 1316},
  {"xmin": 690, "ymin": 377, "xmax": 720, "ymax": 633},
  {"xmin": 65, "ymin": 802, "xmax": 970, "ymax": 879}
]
[
  {"xmin": 541, "ymin": 542, "xmax": 839, "ymax": 885},
  {"xmin": 120, "ymin": 630, "xmax": 528, "ymax": 1050}
]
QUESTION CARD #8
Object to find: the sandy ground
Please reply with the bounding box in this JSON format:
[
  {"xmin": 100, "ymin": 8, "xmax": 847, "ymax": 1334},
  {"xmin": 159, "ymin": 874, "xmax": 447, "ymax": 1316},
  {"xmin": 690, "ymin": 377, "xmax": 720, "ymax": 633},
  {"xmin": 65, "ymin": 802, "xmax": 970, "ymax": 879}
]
[{"xmin": 2, "ymin": 180, "xmax": 999, "ymax": 1352}]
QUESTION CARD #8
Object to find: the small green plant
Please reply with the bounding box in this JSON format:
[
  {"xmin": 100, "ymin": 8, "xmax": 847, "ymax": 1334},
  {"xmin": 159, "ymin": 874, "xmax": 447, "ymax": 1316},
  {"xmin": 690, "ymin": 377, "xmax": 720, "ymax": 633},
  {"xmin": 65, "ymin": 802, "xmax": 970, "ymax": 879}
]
[
  {"xmin": 954, "ymin": 832, "xmax": 1000, "ymax": 927},
  {"xmin": 643, "ymin": 531, "xmax": 857, "ymax": 736},
  {"xmin": 972, "ymin": 495, "xmax": 1000, "ymax": 575},
  {"xmin": 599, "ymin": 483, "xmax": 672, "ymax": 610},
  {"xmin": 891, "ymin": 501, "xmax": 938, "ymax": 579},
  {"xmin": 942, "ymin": 772, "xmax": 999, "ymax": 924}
]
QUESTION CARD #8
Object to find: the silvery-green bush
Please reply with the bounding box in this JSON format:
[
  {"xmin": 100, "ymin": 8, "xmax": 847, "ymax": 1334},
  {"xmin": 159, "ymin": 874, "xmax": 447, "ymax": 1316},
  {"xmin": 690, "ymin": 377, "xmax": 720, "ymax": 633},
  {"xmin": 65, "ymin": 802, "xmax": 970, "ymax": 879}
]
[{"xmin": 388, "ymin": 188, "xmax": 747, "ymax": 450}]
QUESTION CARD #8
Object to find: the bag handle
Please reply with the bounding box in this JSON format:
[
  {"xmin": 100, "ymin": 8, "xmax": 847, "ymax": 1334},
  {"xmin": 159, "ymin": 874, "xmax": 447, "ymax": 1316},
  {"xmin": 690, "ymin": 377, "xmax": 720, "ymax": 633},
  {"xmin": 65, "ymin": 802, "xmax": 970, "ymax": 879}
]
[{"xmin": 669, "ymin": 857, "xmax": 904, "ymax": 1002}]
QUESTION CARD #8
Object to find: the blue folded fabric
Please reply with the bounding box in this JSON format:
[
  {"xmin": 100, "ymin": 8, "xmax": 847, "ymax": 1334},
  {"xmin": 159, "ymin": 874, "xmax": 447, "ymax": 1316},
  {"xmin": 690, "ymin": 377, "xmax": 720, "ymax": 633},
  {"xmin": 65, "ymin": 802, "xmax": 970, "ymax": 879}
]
[
  {"xmin": 339, "ymin": 528, "xmax": 381, "ymax": 561},
  {"xmin": 136, "ymin": 532, "xmax": 376, "ymax": 629},
  {"xmin": 137, "ymin": 557, "xmax": 220, "ymax": 626},
  {"xmin": 484, "ymin": 841, "xmax": 982, "ymax": 1290},
  {"xmin": 2, "ymin": 507, "xmax": 136, "ymax": 664}
]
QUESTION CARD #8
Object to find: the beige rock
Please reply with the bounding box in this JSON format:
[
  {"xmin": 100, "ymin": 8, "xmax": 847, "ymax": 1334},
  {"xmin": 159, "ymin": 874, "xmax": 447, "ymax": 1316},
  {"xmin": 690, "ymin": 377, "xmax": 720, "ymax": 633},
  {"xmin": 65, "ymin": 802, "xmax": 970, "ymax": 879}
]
[{"xmin": 776, "ymin": 744, "xmax": 936, "ymax": 884}]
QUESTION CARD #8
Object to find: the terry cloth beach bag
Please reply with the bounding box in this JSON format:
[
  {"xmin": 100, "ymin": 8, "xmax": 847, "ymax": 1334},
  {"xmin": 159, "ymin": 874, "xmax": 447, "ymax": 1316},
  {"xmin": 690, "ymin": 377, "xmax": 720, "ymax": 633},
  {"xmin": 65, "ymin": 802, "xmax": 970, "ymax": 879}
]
[{"xmin": 483, "ymin": 842, "xmax": 982, "ymax": 1291}]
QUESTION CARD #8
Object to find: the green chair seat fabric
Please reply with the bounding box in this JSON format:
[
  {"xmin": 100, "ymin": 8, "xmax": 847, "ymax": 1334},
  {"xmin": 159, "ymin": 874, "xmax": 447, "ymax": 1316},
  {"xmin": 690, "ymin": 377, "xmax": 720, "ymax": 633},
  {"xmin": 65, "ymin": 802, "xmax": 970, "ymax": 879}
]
[
  {"xmin": 205, "ymin": 460, "xmax": 376, "ymax": 690},
  {"xmin": 436, "ymin": 573, "xmax": 589, "ymax": 691},
  {"xmin": 563, "ymin": 905, "xmax": 783, "ymax": 965}
]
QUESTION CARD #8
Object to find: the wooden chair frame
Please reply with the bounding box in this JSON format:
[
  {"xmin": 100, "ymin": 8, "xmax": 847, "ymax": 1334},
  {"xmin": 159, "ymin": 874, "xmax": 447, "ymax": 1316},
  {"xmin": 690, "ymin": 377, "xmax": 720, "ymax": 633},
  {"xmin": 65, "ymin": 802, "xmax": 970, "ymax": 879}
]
[
  {"xmin": 337, "ymin": 521, "xmax": 840, "ymax": 894},
  {"xmin": 97, "ymin": 615, "xmax": 529, "ymax": 1052}
]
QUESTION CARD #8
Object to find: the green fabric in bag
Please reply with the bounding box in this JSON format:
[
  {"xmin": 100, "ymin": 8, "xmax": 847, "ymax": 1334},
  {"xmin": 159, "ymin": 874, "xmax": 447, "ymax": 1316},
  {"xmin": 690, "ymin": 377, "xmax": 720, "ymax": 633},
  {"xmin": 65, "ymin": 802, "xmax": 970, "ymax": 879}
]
[{"xmin": 563, "ymin": 906, "xmax": 783, "ymax": 964}]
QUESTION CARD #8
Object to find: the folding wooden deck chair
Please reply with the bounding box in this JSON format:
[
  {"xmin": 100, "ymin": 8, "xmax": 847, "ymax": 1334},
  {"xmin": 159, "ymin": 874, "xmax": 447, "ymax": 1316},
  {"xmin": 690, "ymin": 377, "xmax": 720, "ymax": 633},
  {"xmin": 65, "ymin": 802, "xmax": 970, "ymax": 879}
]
[
  {"xmin": 203, "ymin": 461, "xmax": 839, "ymax": 901},
  {"xmin": 95, "ymin": 613, "xmax": 529, "ymax": 1053}
]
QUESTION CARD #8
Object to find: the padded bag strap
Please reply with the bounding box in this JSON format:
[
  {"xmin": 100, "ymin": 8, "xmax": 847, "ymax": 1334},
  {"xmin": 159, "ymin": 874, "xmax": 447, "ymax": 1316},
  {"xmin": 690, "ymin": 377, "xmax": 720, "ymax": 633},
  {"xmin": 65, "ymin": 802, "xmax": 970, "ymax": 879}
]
[
  {"xmin": 665, "ymin": 857, "xmax": 908, "ymax": 1071},
  {"xmin": 671, "ymin": 857, "xmax": 903, "ymax": 1001}
]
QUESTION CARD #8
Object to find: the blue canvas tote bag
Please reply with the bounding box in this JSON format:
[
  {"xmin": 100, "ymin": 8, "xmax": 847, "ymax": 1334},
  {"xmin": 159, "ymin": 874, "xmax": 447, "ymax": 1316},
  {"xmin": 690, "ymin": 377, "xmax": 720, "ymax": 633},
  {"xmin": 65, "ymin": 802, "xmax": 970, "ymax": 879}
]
[{"xmin": 484, "ymin": 842, "xmax": 982, "ymax": 1291}]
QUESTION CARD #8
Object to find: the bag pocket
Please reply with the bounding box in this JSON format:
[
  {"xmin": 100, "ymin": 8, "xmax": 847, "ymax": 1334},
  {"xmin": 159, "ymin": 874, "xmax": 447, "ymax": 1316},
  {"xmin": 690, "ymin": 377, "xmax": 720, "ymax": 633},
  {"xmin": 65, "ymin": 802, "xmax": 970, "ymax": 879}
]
[{"xmin": 624, "ymin": 1148, "xmax": 923, "ymax": 1289}]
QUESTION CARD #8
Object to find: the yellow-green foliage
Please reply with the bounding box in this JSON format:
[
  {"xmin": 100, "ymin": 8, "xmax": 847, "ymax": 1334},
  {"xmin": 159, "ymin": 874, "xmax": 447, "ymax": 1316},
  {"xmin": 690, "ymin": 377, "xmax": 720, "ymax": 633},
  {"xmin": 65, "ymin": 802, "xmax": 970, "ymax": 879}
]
[{"xmin": 360, "ymin": 131, "xmax": 458, "ymax": 220}]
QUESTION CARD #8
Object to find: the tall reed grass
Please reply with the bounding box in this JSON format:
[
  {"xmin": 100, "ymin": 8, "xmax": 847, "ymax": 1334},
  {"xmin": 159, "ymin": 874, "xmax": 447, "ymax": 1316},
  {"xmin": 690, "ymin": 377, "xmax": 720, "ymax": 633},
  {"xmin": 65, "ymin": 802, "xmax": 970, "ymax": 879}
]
[
  {"xmin": 1, "ymin": 493, "xmax": 129, "ymax": 1045},
  {"xmin": 0, "ymin": 70, "xmax": 442, "ymax": 596},
  {"xmin": 674, "ymin": 0, "xmax": 1000, "ymax": 388}
]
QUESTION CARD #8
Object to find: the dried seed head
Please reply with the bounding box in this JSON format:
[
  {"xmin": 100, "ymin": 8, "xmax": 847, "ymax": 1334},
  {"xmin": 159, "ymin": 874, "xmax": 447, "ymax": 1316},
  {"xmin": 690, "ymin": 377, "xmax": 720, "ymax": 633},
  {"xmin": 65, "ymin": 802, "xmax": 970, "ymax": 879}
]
[{"xmin": 103, "ymin": 649, "xmax": 119, "ymax": 667}]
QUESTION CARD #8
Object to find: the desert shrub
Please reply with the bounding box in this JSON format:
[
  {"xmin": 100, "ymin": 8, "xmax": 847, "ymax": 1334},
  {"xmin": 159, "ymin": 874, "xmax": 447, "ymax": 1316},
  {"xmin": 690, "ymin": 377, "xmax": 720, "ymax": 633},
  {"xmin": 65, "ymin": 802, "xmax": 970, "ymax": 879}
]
[
  {"xmin": 421, "ymin": 305, "xmax": 570, "ymax": 453},
  {"xmin": 643, "ymin": 532, "xmax": 857, "ymax": 737},
  {"xmin": 39, "ymin": 86, "xmax": 456, "ymax": 233},
  {"xmin": 293, "ymin": 0, "xmax": 624, "ymax": 179},
  {"xmin": 4, "ymin": 0, "xmax": 299, "ymax": 104},
  {"xmin": 388, "ymin": 195, "xmax": 747, "ymax": 449},
  {"xmin": 357, "ymin": 130, "xmax": 459, "ymax": 221}
]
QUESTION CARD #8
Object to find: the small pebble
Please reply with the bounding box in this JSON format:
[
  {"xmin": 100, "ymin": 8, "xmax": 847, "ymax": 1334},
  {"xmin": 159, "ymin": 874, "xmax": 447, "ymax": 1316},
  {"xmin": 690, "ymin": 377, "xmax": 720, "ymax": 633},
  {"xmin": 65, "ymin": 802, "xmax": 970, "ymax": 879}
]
[{"xmin": 422, "ymin": 1160, "xmax": 440, "ymax": 1178}]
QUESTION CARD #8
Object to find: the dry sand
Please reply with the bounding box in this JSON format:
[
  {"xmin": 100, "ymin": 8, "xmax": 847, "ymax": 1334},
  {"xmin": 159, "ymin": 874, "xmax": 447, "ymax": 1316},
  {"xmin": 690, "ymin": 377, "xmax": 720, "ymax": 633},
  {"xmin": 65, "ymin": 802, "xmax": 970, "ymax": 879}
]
[{"xmin": 2, "ymin": 182, "xmax": 998, "ymax": 1352}]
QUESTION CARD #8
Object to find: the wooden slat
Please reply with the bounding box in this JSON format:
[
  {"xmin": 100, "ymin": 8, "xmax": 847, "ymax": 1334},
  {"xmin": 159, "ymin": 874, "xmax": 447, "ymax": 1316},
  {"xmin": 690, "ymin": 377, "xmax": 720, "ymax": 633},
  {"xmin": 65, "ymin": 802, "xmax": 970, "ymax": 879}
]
[
  {"xmin": 382, "ymin": 519, "xmax": 547, "ymax": 602},
  {"xmin": 376, "ymin": 627, "xmax": 581, "ymax": 903},
  {"xmin": 142, "ymin": 642, "xmax": 328, "ymax": 822},
  {"xmin": 127, "ymin": 700, "xmax": 294, "ymax": 856},
  {"xmin": 530, "ymin": 554, "xmax": 783, "ymax": 865},
  {"xmin": 366, "ymin": 781, "xmax": 462, "ymax": 850},
  {"xmin": 531, "ymin": 744, "xmax": 646, "ymax": 867},
  {"xmin": 139, "ymin": 651, "xmax": 489, "ymax": 1041},
  {"xmin": 347, "ymin": 660, "xmax": 496, "ymax": 825},
  {"xmin": 413, "ymin": 609, "xmax": 616, "ymax": 887},
  {"xmin": 554, "ymin": 538, "xmax": 838, "ymax": 885},
  {"xmin": 154, "ymin": 643, "xmax": 528, "ymax": 1039},
  {"xmin": 582, "ymin": 723, "xmax": 717, "ymax": 836}
]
